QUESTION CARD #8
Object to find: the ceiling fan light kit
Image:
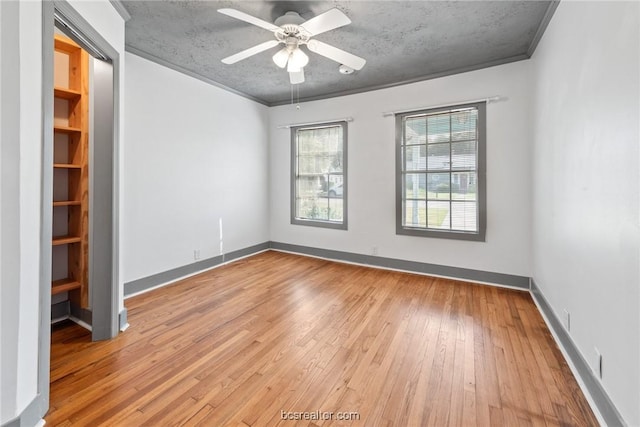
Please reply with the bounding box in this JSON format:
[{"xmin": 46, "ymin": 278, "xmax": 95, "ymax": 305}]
[
  {"xmin": 287, "ymin": 47, "xmax": 309, "ymax": 72},
  {"xmin": 272, "ymin": 48, "xmax": 290, "ymax": 68},
  {"xmin": 218, "ymin": 7, "xmax": 366, "ymax": 85}
]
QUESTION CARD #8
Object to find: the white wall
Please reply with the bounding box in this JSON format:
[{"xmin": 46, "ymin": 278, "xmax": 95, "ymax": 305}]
[
  {"xmin": 0, "ymin": 0, "xmax": 44, "ymax": 422},
  {"xmin": 1, "ymin": 1, "xmax": 23, "ymax": 422},
  {"xmin": 531, "ymin": 2, "xmax": 640, "ymax": 425},
  {"xmin": 270, "ymin": 60, "xmax": 532, "ymax": 278},
  {"xmin": 0, "ymin": 0, "xmax": 125, "ymax": 424},
  {"xmin": 123, "ymin": 53, "xmax": 270, "ymax": 283},
  {"xmin": 0, "ymin": 1, "xmax": 45, "ymax": 422},
  {"xmin": 16, "ymin": 0, "xmax": 44, "ymax": 413}
]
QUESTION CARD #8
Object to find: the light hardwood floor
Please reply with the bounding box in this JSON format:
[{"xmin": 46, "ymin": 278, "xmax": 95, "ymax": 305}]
[{"xmin": 47, "ymin": 251, "xmax": 598, "ymax": 426}]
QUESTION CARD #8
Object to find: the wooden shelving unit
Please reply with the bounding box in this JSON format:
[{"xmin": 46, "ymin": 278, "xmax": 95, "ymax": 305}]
[{"xmin": 52, "ymin": 34, "xmax": 89, "ymax": 308}]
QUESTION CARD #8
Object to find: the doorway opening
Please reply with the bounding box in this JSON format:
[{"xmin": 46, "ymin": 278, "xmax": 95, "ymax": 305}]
[
  {"xmin": 49, "ymin": 7, "xmax": 117, "ymax": 340},
  {"xmin": 39, "ymin": 0, "xmax": 122, "ymax": 416}
]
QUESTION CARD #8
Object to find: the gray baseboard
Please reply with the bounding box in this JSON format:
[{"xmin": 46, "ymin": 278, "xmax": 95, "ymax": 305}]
[
  {"xmin": 530, "ymin": 279, "xmax": 625, "ymax": 426},
  {"xmin": 270, "ymin": 241, "xmax": 530, "ymax": 289},
  {"xmin": 50, "ymin": 300, "xmax": 70, "ymax": 321},
  {"xmin": 51, "ymin": 300, "xmax": 92, "ymax": 328},
  {"xmin": 0, "ymin": 393, "xmax": 46, "ymax": 427},
  {"xmin": 124, "ymin": 241, "xmax": 528, "ymax": 296},
  {"xmin": 70, "ymin": 304, "xmax": 92, "ymax": 326},
  {"xmin": 124, "ymin": 242, "xmax": 270, "ymax": 297},
  {"xmin": 51, "ymin": 300, "xmax": 92, "ymax": 327}
]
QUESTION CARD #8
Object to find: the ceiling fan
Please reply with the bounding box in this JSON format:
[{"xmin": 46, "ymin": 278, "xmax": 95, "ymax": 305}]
[{"xmin": 218, "ymin": 8, "xmax": 366, "ymax": 85}]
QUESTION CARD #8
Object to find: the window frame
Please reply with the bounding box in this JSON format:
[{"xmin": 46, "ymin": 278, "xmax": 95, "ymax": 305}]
[
  {"xmin": 291, "ymin": 121, "xmax": 348, "ymax": 230},
  {"xmin": 395, "ymin": 102, "xmax": 486, "ymax": 241}
]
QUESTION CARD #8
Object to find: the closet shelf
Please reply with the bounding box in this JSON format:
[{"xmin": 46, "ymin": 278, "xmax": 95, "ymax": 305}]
[
  {"xmin": 54, "ymin": 125, "xmax": 82, "ymax": 135},
  {"xmin": 52, "ymin": 236, "xmax": 82, "ymax": 246},
  {"xmin": 53, "ymin": 200, "xmax": 81, "ymax": 207},
  {"xmin": 52, "ymin": 278, "xmax": 81, "ymax": 295},
  {"xmin": 54, "ymin": 87, "xmax": 81, "ymax": 100},
  {"xmin": 53, "ymin": 163, "xmax": 82, "ymax": 169}
]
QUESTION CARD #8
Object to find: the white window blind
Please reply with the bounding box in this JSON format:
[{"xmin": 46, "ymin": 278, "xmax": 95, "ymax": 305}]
[
  {"xmin": 396, "ymin": 102, "xmax": 486, "ymax": 241},
  {"xmin": 291, "ymin": 122, "xmax": 347, "ymax": 229}
]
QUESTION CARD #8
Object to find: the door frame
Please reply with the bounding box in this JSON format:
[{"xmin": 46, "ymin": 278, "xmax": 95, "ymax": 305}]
[{"xmin": 39, "ymin": 0, "xmax": 121, "ymax": 416}]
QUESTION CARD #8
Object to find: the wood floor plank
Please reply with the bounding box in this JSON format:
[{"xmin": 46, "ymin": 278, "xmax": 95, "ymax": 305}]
[
  {"xmin": 405, "ymin": 288, "xmax": 446, "ymax": 424},
  {"xmin": 46, "ymin": 251, "xmax": 599, "ymax": 426}
]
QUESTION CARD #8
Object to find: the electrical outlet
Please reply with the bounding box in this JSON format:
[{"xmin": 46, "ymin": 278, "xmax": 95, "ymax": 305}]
[
  {"xmin": 194, "ymin": 249, "xmax": 201, "ymax": 260},
  {"xmin": 594, "ymin": 347, "xmax": 603, "ymax": 379},
  {"xmin": 372, "ymin": 246, "xmax": 379, "ymax": 256},
  {"xmin": 563, "ymin": 309, "xmax": 570, "ymax": 332}
]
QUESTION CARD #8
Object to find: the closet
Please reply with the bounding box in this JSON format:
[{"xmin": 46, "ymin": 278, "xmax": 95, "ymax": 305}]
[{"xmin": 51, "ymin": 34, "xmax": 90, "ymax": 314}]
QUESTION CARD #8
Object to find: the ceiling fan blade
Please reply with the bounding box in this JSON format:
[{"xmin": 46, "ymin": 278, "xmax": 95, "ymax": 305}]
[
  {"xmin": 218, "ymin": 8, "xmax": 280, "ymax": 32},
  {"xmin": 221, "ymin": 40, "xmax": 279, "ymax": 64},
  {"xmin": 307, "ymin": 39, "xmax": 366, "ymax": 70},
  {"xmin": 290, "ymin": 69, "xmax": 305, "ymax": 85},
  {"xmin": 300, "ymin": 8, "xmax": 351, "ymax": 37}
]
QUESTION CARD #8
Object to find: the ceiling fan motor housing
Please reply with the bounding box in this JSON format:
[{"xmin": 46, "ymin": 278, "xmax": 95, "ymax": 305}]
[
  {"xmin": 274, "ymin": 11, "xmax": 311, "ymax": 44},
  {"xmin": 274, "ymin": 11, "xmax": 305, "ymax": 27},
  {"xmin": 285, "ymin": 36, "xmax": 300, "ymax": 51}
]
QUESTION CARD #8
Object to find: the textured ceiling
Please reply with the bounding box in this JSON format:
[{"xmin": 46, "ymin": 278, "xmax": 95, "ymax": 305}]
[{"xmin": 122, "ymin": 1, "xmax": 554, "ymax": 106}]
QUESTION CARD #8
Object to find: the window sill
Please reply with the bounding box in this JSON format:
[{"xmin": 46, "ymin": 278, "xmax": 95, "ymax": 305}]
[{"xmin": 396, "ymin": 226, "xmax": 485, "ymax": 241}]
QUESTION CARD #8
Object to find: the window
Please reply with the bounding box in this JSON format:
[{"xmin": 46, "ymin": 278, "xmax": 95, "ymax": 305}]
[
  {"xmin": 396, "ymin": 102, "xmax": 486, "ymax": 241},
  {"xmin": 291, "ymin": 121, "xmax": 347, "ymax": 229}
]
